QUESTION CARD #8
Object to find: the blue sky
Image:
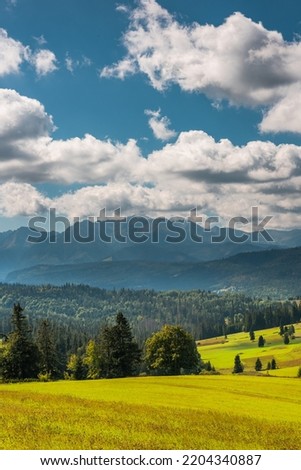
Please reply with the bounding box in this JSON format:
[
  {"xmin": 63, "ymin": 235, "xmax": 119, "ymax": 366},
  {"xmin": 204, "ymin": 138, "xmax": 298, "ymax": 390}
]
[{"xmin": 1, "ymin": 0, "xmax": 301, "ymax": 230}]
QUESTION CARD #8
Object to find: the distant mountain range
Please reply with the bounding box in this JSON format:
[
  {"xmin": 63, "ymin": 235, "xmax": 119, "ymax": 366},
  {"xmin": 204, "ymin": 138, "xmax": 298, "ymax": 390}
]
[
  {"xmin": 5, "ymin": 246, "xmax": 301, "ymax": 298},
  {"xmin": 1, "ymin": 219, "xmax": 301, "ymax": 297}
]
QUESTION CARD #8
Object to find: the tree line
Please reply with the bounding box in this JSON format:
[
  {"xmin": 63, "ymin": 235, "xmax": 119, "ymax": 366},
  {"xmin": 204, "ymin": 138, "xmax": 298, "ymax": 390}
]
[
  {"xmin": 0, "ymin": 304, "xmax": 202, "ymax": 381},
  {"xmin": 0, "ymin": 283, "xmax": 300, "ymax": 357}
]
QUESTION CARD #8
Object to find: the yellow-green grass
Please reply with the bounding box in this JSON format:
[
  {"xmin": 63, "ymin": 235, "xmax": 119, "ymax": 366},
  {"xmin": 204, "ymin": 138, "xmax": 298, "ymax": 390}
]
[
  {"xmin": 1, "ymin": 375, "xmax": 301, "ymax": 450},
  {"xmin": 198, "ymin": 323, "xmax": 301, "ymax": 376}
]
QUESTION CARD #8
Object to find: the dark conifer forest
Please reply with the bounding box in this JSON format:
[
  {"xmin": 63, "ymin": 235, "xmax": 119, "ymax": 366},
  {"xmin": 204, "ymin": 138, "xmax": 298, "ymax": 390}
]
[{"xmin": 0, "ymin": 282, "xmax": 300, "ymax": 356}]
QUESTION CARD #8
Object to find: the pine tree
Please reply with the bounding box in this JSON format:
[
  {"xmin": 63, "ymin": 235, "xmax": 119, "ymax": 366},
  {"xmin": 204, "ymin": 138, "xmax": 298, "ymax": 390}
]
[
  {"xmin": 112, "ymin": 312, "xmax": 141, "ymax": 377},
  {"xmin": 271, "ymin": 358, "xmax": 277, "ymax": 370},
  {"xmin": 249, "ymin": 329, "xmax": 255, "ymax": 341},
  {"xmin": 36, "ymin": 319, "xmax": 61, "ymax": 379},
  {"xmin": 1, "ymin": 303, "xmax": 39, "ymax": 380},
  {"xmin": 258, "ymin": 335, "xmax": 265, "ymax": 347},
  {"xmin": 98, "ymin": 325, "xmax": 116, "ymax": 378},
  {"xmin": 255, "ymin": 358, "xmax": 262, "ymax": 371},
  {"xmin": 98, "ymin": 313, "xmax": 141, "ymax": 378},
  {"xmin": 283, "ymin": 333, "xmax": 290, "ymax": 345},
  {"xmin": 233, "ymin": 354, "xmax": 244, "ymax": 373}
]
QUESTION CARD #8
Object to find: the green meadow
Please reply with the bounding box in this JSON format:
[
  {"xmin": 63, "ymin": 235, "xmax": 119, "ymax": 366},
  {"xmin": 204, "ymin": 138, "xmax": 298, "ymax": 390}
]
[
  {"xmin": 1, "ymin": 375, "xmax": 301, "ymax": 450},
  {"xmin": 0, "ymin": 323, "xmax": 301, "ymax": 450},
  {"xmin": 198, "ymin": 323, "xmax": 301, "ymax": 376}
]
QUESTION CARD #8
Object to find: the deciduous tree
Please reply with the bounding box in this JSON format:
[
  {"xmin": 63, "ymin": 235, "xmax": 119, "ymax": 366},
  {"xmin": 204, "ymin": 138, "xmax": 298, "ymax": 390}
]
[
  {"xmin": 144, "ymin": 325, "xmax": 201, "ymax": 375},
  {"xmin": 66, "ymin": 353, "xmax": 86, "ymax": 380},
  {"xmin": 83, "ymin": 339, "xmax": 101, "ymax": 379}
]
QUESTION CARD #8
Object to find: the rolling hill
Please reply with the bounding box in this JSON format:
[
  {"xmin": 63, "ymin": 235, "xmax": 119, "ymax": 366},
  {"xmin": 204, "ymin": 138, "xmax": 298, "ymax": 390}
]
[{"xmin": 198, "ymin": 323, "xmax": 301, "ymax": 376}]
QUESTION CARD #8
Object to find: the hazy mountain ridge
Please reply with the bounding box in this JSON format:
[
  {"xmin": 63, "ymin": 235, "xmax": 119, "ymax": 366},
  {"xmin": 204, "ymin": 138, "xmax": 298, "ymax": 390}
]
[
  {"xmin": 6, "ymin": 245, "xmax": 301, "ymax": 298},
  {"xmin": 1, "ymin": 219, "xmax": 300, "ymax": 296},
  {"xmin": 0, "ymin": 218, "xmax": 292, "ymax": 278}
]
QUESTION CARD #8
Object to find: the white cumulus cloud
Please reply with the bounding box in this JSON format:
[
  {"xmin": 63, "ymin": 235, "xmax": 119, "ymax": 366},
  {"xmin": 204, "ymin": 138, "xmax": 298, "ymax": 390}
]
[
  {"xmin": 1, "ymin": 89, "xmax": 301, "ymax": 227},
  {"xmin": 0, "ymin": 182, "xmax": 50, "ymax": 217},
  {"xmin": 0, "ymin": 28, "xmax": 27, "ymax": 76},
  {"xmin": 102, "ymin": 0, "xmax": 301, "ymax": 134},
  {"xmin": 145, "ymin": 109, "xmax": 176, "ymax": 141},
  {"xmin": 260, "ymin": 85, "xmax": 301, "ymax": 134},
  {"xmin": 0, "ymin": 89, "xmax": 55, "ymax": 141},
  {"xmin": 0, "ymin": 89, "xmax": 145, "ymax": 184},
  {"xmin": 0, "ymin": 28, "xmax": 57, "ymax": 77},
  {"xmin": 30, "ymin": 49, "xmax": 58, "ymax": 76}
]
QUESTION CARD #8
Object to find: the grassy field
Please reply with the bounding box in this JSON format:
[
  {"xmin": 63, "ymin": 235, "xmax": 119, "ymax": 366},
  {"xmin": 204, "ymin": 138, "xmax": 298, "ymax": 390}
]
[
  {"xmin": 0, "ymin": 323, "xmax": 300, "ymax": 450},
  {"xmin": 198, "ymin": 323, "xmax": 301, "ymax": 376},
  {"xmin": 1, "ymin": 374, "xmax": 301, "ymax": 450}
]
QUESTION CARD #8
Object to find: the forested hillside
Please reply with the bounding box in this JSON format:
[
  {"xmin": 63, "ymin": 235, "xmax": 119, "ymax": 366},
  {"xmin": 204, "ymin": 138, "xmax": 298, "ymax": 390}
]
[{"xmin": 0, "ymin": 283, "xmax": 300, "ymax": 349}]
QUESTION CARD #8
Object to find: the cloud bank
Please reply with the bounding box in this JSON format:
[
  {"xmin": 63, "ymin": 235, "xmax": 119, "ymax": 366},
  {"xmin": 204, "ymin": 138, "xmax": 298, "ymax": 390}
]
[
  {"xmin": 1, "ymin": 2, "xmax": 301, "ymax": 228},
  {"xmin": 1, "ymin": 88, "xmax": 301, "ymax": 227}
]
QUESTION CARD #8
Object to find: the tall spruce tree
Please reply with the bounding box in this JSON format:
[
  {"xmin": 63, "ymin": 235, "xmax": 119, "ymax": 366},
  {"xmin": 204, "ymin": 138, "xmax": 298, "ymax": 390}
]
[
  {"xmin": 271, "ymin": 358, "xmax": 277, "ymax": 370},
  {"xmin": 98, "ymin": 312, "xmax": 141, "ymax": 378},
  {"xmin": 98, "ymin": 325, "xmax": 117, "ymax": 378},
  {"xmin": 2, "ymin": 303, "xmax": 39, "ymax": 380},
  {"xmin": 113, "ymin": 312, "xmax": 141, "ymax": 377},
  {"xmin": 258, "ymin": 335, "xmax": 265, "ymax": 347},
  {"xmin": 233, "ymin": 354, "xmax": 244, "ymax": 373},
  {"xmin": 255, "ymin": 358, "xmax": 262, "ymax": 371},
  {"xmin": 36, "ymin": 319, "xmax": 61, "ymax": 378},
  {"xmin": 249, "ymin": 328, "xmax": 255, "ymax": 341}
]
